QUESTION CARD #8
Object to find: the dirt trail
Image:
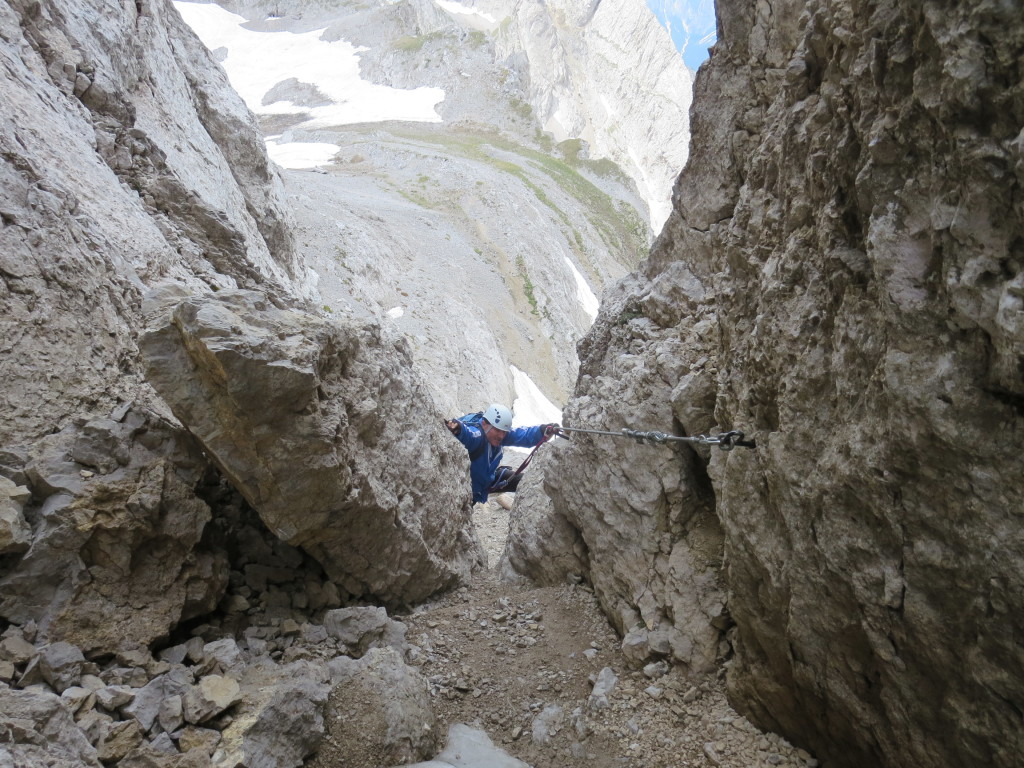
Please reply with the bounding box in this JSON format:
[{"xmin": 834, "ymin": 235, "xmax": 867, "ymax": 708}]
[{"xmin": 401, "ymin": 499, "xmax": 820, "ymax": 768}]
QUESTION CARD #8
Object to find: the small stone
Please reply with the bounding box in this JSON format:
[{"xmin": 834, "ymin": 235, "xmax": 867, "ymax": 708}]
[
  {"xmin": 184, "ymin": 675, "xmax": 241, "ymax": 724},
  {"xmin": 281, "ymin": 619, "xmax": 301, "ymax": 635},
  {"xmin": 159, "ymin": 694, "xmax": 185, "ymax": 733},
  {"xmin": 60, "ymin": 686, "xmax": 94, "ymax": 714},
  {"xmin": 98, "ymin": 719, "xmax": 145, "ymax": 763},
  {"xmin": 0, "ymin": 634, "xmax": 35, "ymax": 665},
  {"xmin": 95, "ymin": 684, "xmax": 136, "ymax": 711},
  {"xmin": 177, "ymin": 725, "xmax": 221, "ymax": 755},
  {"xmin": 76, "ymin": 709, "xmax": 113, "ymax": 745},
  {"xmin": 703, "ymin": 742, "xmax": 723, "ymax": 766},
  {"xmin": 39, "ymin": 642, "xmax": 85, "ymax": 693},
  {"xmin": 587, "ymin": 667, "xmax": 618, "ymax": 711},
  {"xmin": 150, "ymin": 731, "xmax": 177, "ymax": 754},
  {"xmin": 643, "ymin": 660, "xmax": 669, "ymax": 679},
  {"xmin": 80, "ymin": 674, "xmax": 105, "ymax": 692}
]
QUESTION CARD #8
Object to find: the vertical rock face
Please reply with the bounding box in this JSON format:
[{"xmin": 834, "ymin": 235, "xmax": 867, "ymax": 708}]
[
  {"xmin": 141, "ymin": 287, "xmax": 483, "ymax": 606},
  {"xmin": 0, "ymin": 0, "xmax": 309, "ymax": 447},
  {"xmin": 523, "ymin": 1, "xmax": 1024, "ymax": 766},
  {"xmin": 494, "ymin": 0, "xmax": 694, "ymax": 229}
]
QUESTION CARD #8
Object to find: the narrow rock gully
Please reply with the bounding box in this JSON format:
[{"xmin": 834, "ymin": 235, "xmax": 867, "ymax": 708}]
[{"xmin": 371, "ymin": 496, "xmax": 819, "ymax": 768}]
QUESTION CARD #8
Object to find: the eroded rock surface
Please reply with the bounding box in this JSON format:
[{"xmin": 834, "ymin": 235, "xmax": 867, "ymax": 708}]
[
  {"xmin": 511, "ymin": 1, "xmax": 1024, "ymax": 767},
  {"xmin": 0, "ymin": 408, "xmax": 227, "ymax": 654},
  {"xmin": 141, "ymin": 287, "xmax": 484, "ymax": 606},
  {"xmin": 0, "ymin": 0, "xmax": 310, "ymax": 448}
]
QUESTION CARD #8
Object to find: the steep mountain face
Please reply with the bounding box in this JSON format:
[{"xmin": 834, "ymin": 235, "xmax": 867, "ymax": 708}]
[
  {"xmin": 511, "ymin": 0, "xmax": 1024, "ymax": 766},
  {"xmin": 491, "ymin": 0, "xmax": 694, "ymax": 230},
  {"xmin": 180, "ymin": 0, "xmax": 689, "ymax": 415},
  {"xmin": 0, "ymin": 0, "xmax": 311, "ymax": 448}
]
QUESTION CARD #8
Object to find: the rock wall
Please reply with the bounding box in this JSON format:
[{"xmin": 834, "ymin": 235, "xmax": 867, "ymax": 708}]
[
  {"xmin": 511, "ymin": 1, "xmax": 1024, "ymax": 766},
  {"xmin": 0, "ymin": 0, "xmax": 310, "ymax": 447}
]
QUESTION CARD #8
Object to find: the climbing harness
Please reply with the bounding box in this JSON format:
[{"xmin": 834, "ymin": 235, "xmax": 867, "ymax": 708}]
[
  {"xmin": 489, "ymin": 432, "xmax": 552, "ymax": 492},
  {"xmin": 554, "ymin": 426, "xmax": 756, "ymax": 451}
]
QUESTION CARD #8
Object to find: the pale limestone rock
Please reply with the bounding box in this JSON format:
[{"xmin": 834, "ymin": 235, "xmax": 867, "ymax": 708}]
[
  {"xmin": 184, "ymin": 675, "xmax": 242, "ymax": 725},
  {"xmin": 200, "ymin": 638, "xmax": 243, "ymax": 675},
  {"xmin": 38, "ymin": 642, "xmax": 85, "ymax": 693},
  {"xmin": 0, "ymin": 477, "xmax": 31, "ymax": 555},
  {"xmin": 177, "ymin": 725, "xmax": 222, "ymax": 755},
  {"xmin": 0, "ymin": 0, "xmax": 311, "ymax": 449},
  {"xmin": 124, "ymin": 668, "xmax": 193, "ymax": 732},
  {"xmin": 322, "ymin": 606, "xmax": 407, "ymax": 658},
  {"xmin": 140, "ymin": 288, "xmax": 484, "ymax": 606},
  {"xmin": 215, "ymin": 661, "xmax": 330, "ymax": 768},
  {"xmin": 0, "ymin": 412, "xmax": 228, "ymax": 654},
  {"xmin": 95, "ymin": 685, "xmax": 135, "ymax": 712},
  {"xmin": 524, "ymin": 1, "xmax": 1024, "ymax": 767},
  {"xmin": 97, "ymin": 720, "xmax": 145, "ymax": 764},
  {"xmin": 498, "ymin": 455, "xmax": 589, "ymax": 586},
  {"xmin": 0, "ymin": 686, "xmax": 102, "ymax": 767},
  {"xmin": 325, "ymin": 647, "xmax": 438, "ymax": 766},
  {"xmin": 0, "ymin": 633, "xmax": 36, "ymax": 666}
]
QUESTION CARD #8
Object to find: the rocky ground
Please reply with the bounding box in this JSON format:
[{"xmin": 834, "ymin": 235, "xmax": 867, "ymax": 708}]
[{"xmin": 393, "ymin": 495, "xmax": 820, "ymax": 768}]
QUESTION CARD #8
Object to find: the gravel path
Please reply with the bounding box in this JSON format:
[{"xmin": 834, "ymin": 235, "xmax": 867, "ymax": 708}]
[{"xmin": 400, "ymin": 498, "xmax": 821, "ymax": 768}]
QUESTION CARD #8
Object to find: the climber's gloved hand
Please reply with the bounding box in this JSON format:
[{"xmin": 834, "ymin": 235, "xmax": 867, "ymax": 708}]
[
  {"xmin": 542, "ymin": 423, "xmax": 561, "ymax": 438},
  {"xmin": 444, "ymin": 419, "xmax": 462, "ymax": 436}
]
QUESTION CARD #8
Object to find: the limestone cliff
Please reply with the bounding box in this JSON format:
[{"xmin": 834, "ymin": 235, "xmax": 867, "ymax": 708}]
[
  {"xmin": 0, "ymin": 0, "xmax": 313, "ymax": 447},
  {"xmin": 510, "ymin": 1, "xmax": 1024, "ymax": 766},
  {"xmin": 492, "ymin": 0, "xmax": 693, "ymax": 230}
]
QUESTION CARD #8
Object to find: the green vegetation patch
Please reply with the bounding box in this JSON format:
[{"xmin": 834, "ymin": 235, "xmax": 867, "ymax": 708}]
[
  {"xmin": 384, "ymin": 127, "xmax": 649, "ymax": 269},
  {"xmin": 516, "ymin": 255, "xmax": 539, "ymax": 315}
]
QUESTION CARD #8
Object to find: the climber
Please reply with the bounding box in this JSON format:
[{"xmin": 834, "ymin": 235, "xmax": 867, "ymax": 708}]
[{"xmin": 444, "ymin": 403, "xmax": 560, "ymax": 506}]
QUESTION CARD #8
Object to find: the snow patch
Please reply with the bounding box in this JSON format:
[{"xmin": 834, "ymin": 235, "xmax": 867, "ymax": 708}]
[
  {"xmin": 265, "ymin": 140, "xmax": 340, "ymax": 169},
  {"xmin": 174, "ymin": 1, "xmax": 444, "ymax": 128},
  {"xmin": 510, "ymin": 366, "xmax": 562, "ymax": 427},
  {"xmin": 564, "ymin": 258, "xmax": 599, "ymax": 322},
  {"xmin": 387, "ymin": 306, "xmax": 405, "ymax": 319},
  {"xmin": 435, "ymin": 0, "xmax": 497, "ymax": 23}
]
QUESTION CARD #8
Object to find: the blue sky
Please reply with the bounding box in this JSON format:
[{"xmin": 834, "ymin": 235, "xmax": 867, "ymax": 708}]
[{"xmin": 647, "ymin": 0, "xmax": 717, "ymax": 71}]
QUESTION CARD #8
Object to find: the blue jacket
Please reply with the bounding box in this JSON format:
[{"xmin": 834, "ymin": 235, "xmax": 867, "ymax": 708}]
[{"xmin": 455, "ymin": 423, "xmax": 546, "ymax": 503}]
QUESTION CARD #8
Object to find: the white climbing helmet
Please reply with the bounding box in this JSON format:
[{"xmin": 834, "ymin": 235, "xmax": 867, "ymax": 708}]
[{"xmin": 482, "ymin": 403, "xmax": 514, "ymax": 432}]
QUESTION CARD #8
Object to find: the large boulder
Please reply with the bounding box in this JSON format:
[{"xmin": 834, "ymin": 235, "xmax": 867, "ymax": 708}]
[
  {"xmin": 523, "ymin": 1, "xmax": 1024, "ymax": 767},
  {"xmin": 499, "ymin": 454, "xmax": 589, "ymax": 586},
  {"xmin": 215, "ymin": 660, "xmax": 331, "ymax": 768},
  {"xmin": 321, "ymin": 647, "xmax": 438, "ymax": 767},
  {"xmin": 141, "ymin": 287, "xmax": 483, "ymax": 606},
  {"xmin": 0, "ymin": 408, "xmax": 228, "ymax": 653}
]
